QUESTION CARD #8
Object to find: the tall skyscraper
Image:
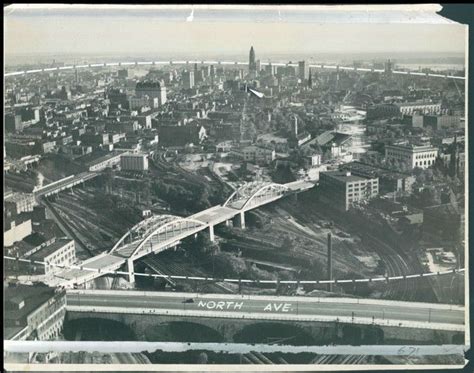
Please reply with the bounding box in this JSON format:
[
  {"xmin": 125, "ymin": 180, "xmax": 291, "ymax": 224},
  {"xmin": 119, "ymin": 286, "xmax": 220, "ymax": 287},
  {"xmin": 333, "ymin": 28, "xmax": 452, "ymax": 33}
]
[
  {"xmin": 308, "ymin": 69, "xmax": 313, "ymax": 88},
  {"xmin": 298, "ymin": 60, "xmax": 309, "ymax": 80},
  {"xmin": 194, "ymin": 63, "xmax": 203, "ymax": 83},
  {"xmin": 182, "ymin": 70, "xmax": 195, "ymax": 89},
  {"xmin": 265, "ymin": 63, "xmax": 275, "ymax": 76},
  {"xmin": 385, "ymin": 59, "xmax": 392, "ymax": 74},
  {"xmin": 210, "ymin": 65, "xmax": 215, "ymax": 85},
  {"xmin": 249, "ymin": 46, "xmax": 257, "ymax": 77}
]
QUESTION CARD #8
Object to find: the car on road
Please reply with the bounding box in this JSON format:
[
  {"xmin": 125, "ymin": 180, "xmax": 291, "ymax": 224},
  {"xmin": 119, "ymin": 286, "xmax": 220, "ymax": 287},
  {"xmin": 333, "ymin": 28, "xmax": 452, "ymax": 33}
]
[{"xmin": 182, "ymin": 298, "xmax": 194, "ymax": 303}]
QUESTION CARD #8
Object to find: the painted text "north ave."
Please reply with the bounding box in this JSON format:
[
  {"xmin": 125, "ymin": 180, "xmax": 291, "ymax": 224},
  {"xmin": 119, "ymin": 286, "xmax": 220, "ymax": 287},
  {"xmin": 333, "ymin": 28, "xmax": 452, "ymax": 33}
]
[
  {"xmin": 263, "ymin": 303, "xmax": 292, "ymax": 312},
  {"xmin": 198, "ymin": 300, "xmax": 244, "ymax": 310}
]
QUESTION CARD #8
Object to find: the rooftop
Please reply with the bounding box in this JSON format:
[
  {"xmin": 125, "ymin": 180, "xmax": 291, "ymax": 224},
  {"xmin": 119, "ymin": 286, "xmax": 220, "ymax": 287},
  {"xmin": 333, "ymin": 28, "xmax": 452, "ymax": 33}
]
[
  {"xmin": 29, "ymin": 238, "xmax": 74, "ymax": 261},
  {"xmin": 386, "ymin": 143, "xmax": 437, "ymax": 151},
  {"xmin": 340, "ymin": 161, "xmax": 411, "ymax": 179},
  {"xmin": 78, "ymin": 150, "xmax": 126, "ymax": 166},
  {"xmin": 321, "ymin": 170, "xmax": 370, "ymax": 183},
  {"xmin": 315, "ymin": 131, "xmax": 351, "ymax": 147},
  {"xmin": 136, "ymin": 80, "xmax": 164, "ymax": 89},
  {"xmin": 4, "ymin": 192, "xmax": 34, "ymax": 204},
  {"xmin": 4, "ymin": 284, "xmax": 56, "ymax": 334}
]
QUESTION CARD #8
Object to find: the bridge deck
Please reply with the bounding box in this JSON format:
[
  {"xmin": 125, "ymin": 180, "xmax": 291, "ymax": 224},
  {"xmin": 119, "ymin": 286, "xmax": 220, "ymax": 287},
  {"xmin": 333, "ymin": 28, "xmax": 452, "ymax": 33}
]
[
  {"xmin": 65, "ymin": 290, "xmax": 465, "ymax": 332},
  {"xmin": 55, "ymin": 254, "xmax": 125, "ymax": 282},
  {"xmin": 191, "ymin": 205, "xmax": 239, "ymax": 225}
]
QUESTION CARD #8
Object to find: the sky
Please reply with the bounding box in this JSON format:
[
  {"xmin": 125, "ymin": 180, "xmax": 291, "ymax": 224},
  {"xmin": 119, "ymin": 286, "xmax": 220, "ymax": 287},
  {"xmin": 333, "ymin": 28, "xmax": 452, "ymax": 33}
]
[{"xmin": 4, "ymin": 7, "xmax": 467, "ymax": 60}]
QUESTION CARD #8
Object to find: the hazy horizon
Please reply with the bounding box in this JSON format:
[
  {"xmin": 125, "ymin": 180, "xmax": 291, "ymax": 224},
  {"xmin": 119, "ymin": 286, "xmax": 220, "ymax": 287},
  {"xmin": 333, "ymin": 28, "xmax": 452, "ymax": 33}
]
[{"xmin": 5, "ymin": 8, "xmax": 466, "ymax": 62}]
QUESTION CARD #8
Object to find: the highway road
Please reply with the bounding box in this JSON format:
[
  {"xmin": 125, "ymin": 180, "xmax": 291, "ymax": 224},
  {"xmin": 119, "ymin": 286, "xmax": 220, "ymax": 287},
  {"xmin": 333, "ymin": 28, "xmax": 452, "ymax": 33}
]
[{"xmin": 66, "ymin": 291, "xmax": 464, "ymax": 329}]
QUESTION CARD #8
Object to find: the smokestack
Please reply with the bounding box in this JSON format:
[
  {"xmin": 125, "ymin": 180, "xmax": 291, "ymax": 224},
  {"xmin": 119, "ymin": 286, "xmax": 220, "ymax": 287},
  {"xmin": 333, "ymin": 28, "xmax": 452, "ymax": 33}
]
[{"xmin": 327, "ymin": 232, "xmax": 333, "ymax": 292}]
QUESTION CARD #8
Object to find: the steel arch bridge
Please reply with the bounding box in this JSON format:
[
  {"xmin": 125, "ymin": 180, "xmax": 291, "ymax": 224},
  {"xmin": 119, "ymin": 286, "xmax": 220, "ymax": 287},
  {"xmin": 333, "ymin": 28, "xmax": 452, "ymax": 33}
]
[
  {"xmin": 42, "ymin": 179, "xmax": 313, "ymax": 286},
  {"xmin": 224, "ymin": 182, "xmax": 290, "ymax": 211},
  {"xmin": 110, "ymin": 214, "xmax": 208, "ymax": 260}
]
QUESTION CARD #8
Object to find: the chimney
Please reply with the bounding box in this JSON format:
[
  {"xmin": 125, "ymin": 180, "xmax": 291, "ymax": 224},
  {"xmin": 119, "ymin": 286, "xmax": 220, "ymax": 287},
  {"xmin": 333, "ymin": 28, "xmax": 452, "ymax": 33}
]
[{"xmin": 327, "ymin": 233, "xmax": 333, "ymax": 292}]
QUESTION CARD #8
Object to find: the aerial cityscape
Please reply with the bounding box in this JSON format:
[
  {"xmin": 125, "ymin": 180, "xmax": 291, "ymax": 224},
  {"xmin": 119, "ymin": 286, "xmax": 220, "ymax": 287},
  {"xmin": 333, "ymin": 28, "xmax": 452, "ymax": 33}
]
[{"xmin": 3, "ymin": 6, "xmax": 468, "ymax": 369}]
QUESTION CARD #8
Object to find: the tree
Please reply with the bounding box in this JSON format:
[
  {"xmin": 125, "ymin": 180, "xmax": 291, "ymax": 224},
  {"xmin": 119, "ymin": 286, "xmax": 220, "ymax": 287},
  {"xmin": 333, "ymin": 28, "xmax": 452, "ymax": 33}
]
[
  {"xmin": 196, "ymin": 352, "xmax": 208, "ymax": 364},
  {"xmin": 196, "ymin": 232, "xmax": 219, "ymax": 255},
  {"xmin": 419, "ymin": 187, "xmax": 442, "ymax": 207}
]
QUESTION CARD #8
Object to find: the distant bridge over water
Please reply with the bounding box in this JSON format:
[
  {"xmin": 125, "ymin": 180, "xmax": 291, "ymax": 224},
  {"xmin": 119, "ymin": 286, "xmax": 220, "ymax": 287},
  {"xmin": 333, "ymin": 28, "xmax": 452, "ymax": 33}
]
[{"xmin": 5, "ymin": 60, "xmax": 466, "ymax": 80}]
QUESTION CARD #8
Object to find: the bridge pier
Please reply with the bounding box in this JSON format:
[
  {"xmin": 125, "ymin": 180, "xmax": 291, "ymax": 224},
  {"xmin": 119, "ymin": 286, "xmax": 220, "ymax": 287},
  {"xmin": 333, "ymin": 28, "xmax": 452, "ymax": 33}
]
[
  {"xmin": 236, "ymin": 211, "xmax": 245, "ymax": 229},
  {"xmin": 127, "ymin": 258, "xmax": 135, "ymax": 284},
  {"xmin": 209, "ymin": 225, "xmax": 215, "ymax": 242}
]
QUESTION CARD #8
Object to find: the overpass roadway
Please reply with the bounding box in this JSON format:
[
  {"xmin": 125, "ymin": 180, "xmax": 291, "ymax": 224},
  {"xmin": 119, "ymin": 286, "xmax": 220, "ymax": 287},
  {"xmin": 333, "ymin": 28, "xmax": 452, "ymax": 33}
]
[
  {"xmin": 33, "ymin": 171, "xmax": 99, "ymax": 199},
  {"xmin": 65, "ymin": 290, "xmax": 465, "ymax": 332}
]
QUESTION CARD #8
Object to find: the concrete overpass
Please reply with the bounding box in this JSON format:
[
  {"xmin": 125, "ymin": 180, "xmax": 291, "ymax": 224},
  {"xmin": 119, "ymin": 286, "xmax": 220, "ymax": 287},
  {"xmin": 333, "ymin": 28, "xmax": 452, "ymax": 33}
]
[
  {"xmin": 65, "ymin": 290, "xmax": 465, "ymax": 333},
  {"xmin": 33, "ymin": 172, "xmax": 99, "ymax": 199},
  {"xmin": 46, "ymin": 180, "xmax": 314, "ymax": 287}
]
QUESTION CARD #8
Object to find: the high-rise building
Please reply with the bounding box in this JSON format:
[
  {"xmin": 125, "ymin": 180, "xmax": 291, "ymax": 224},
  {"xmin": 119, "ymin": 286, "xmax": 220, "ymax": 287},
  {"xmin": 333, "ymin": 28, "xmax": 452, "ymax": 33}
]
[
  {"xmin": 182, "ymin": 70, "xmax": 195, "ymax": 89},
  {"xmin": 385, "ymin": 59, "xmax": 392, "ymax": 74},
  {"xmin": 210, "ymin": 65, "xmax": 215, "ymax": 85},
  {"xmin": 135, "ymin": 80, "xmax": 167, "ymax": 106},
  {"xmin": 308, "ymin": 69, "xmax": 313, "ymax": 88},
  {"xmin": 249, "ymin": 46, "xmax": 257, "ymax": 77},
  {"xmin": 319, "ymin": 171, "xmax": 379, "ymax": 211},
  {"xmin": 193, "ymin": 63, "xmax": 202, "ymax": 83},
  {"xmin": 298, "ymin": 60, "xmax": 309, "ymax": 80},
  {"xmin": 265, "ymin": 63, "xmax": 275, "ymax": 76}
]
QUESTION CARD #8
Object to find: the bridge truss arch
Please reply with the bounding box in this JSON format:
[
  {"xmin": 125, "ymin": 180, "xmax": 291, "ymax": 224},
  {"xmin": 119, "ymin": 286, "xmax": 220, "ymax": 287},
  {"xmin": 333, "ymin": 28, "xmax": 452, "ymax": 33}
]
[
  {"xmin": 110, "ymin": 214, "xmax": 208, "ymax": 259},
  {"xmin": 223, "ymin": 182, "xmax": 290, "ymax": 211}
]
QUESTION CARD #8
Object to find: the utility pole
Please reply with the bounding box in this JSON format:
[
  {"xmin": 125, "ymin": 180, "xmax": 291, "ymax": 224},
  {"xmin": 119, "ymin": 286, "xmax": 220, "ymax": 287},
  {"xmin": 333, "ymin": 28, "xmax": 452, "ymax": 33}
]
[{"xmin": 327, "ymin": 232, "xmax": 333, "ymax": 292}]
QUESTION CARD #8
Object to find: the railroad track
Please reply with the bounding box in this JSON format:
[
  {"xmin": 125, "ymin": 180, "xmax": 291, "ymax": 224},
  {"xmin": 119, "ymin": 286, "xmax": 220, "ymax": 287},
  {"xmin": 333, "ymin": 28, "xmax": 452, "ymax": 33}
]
[
  {"xmin": 142, "ymin": 255, "xmax": 234, "ymax": 294},
  {"xmin": 51, "ymin": 194, "xmax": 121, "ymax": 241},
  {"xmin": 363, "ymin": 233, "xmax": 417, "ymax": 301},
  {"xmin": 51, "ymin": 201, "xmax": 113, "ymax": 252},
  {"xmin": 41, "ymin": 197, "xmax": 93, "ymax": 258},
  {"xmin": 278, "ymin": 200, "xmax": 420, "ymax": 300}
]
